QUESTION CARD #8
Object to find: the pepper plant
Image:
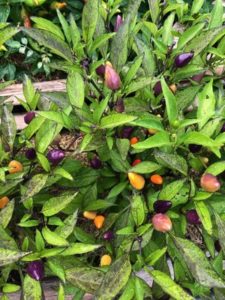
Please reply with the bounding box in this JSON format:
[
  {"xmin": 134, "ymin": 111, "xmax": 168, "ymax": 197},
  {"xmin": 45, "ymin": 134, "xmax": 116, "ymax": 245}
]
[{"xmin": 1, "ymin": 0, "xmax": 225, "ymax": 299}]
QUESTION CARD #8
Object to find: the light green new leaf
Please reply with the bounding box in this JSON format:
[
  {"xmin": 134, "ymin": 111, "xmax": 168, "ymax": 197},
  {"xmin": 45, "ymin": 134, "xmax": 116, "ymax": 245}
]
[
  {"xmin": 135, "ymin": 37, "xmax": 155, "ymax": 76},
  {"xmin": 0, "ymin": 199, "xmax": 14, "ymax": 228},
  {"xmin": 88, "ymin": 33, "xmax": 115, "ymax": 55},
  {"xmin": 162, "ymin": 12, "xmax": 175, "ymax": 46},
  {"xmin": 23, "ymin": 275, "xmax": 42, "ymax": 300},
  {"xmin": 191, "ymin": 0, "xmax": 204, "ymax": 15},
  {"xmin": 195, "ymin": 201, "xmax": 213, "ymax": 235},
  {"xmin": 146, "ymin": 269, "xmax": 194, "ymax": 300},
  {"xmin": 124, "ymin": 55, "xmax": 143, "ymax": 87},
  {"xmin": 55, "ymin": 210, "xmax": 78, "ymax": 239},
  {"xmin": 131, "ymin": 195, "xmax": 145, "ymax": 226},
  {"xmin": 31, "ymin": 17, "xmax": 65, "ymax": 40},
  {"xmin": 100, "ymin": 114, "xmax": 137, "ymax": 129},
  {"xmin": 67, "ymin": 72, "xmax": 85, "ymax": 109},
  {"xmin": 130, "ymin": 161, "xmax": 161, "ymax": 174},
  {"xmin": 154, "ymin": 151, "xmax": 188, "ymax": 175},
  {"xmin": 22, "ymin": 174, "xmax": 48, "ymax": 202},
  {"xmin": 61, "ymin": 243, "xmax": 102, "ymax": 256},
  {"xmin": 132, "ymin": 131, "xmax": 171, "ymax": 150},
  {"xmin": 159, "ymin": 179, "xmax": 185, "ymax": 200},
  {"xmin": 96, "ymin": 255, "xmax": 132, "ymax": 300},
  {"xmin": 161, "ymin": 77, "xmax": 178, "ymax": 125},
  {"xmin": 0, "ymin": 248, "xmax": 30, "ymax": 266},
  {"xmin": 42, "ymin": 193, "xmax": 77, "ymax": 216},
  {"xmin": 125, "ymin": 77, "xmax": 153, "ymax": 95},
  {"xmin": 206, "ymin": 161, "xmax": 225, "ymax": 176},
  {"xmin": 82, "ymin": 0, "xmax": 99, "ymax": 44},
  {"xmin": 57, "ymin": 9, "xmax": 71, "ymax": 43},
  {"xmin": 177, "ymin": 23, "xmax": 205, "ymax": 50},
  {"xmin": 1, "ymin": 104, "xmax": 17, "ymax": 151},
  {"xmin": 42, "ymin": 227, "xmax": 69, "ymax": 246},
  {"xmin": 0, "ymin": 26, "xmax": 20, "ymax": 46},
  {"xmin": 209, "ymin": 0, "xmax": 223, "ymax": 29}
]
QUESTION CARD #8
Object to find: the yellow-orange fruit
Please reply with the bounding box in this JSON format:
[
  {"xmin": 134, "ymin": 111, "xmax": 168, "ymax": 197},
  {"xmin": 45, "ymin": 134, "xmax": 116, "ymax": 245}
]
[
  {"xmin": 169, "ymin": 84, "xmax": 177, "ymax": 93},
  {"xmin": 150, "ymin": 174, "xmax": 163, "ymax": 185},
  {"xmin": 200, "ymin": 173, "xmax": 220, "ymax": 193},
  {"xmin": 128, "ymin": 172, "xmax": 145, "ymax": 190},
  {"xmin": 94, "ymin": 215, "xmax": 105, "ymax": 229},
  {"xmin": 100, "ymin": 254, "xmax": 112, "ymax": 266},
  {"xmin": 50, "ymin": 1, "xmax": 67, "ymax": 9},
  {"xmin": 0, "ymin": 196, "xmax": 9, "ymax": 209},
  {"xmin": 130, "ymin": 137, "xmax": 139, "ymax": 145},
  {"xmin": 8, "ymin": 160, "xmax": 23, "ymax": 174},
  {"xmin": 148, "ymin": 128, "xmax": 158, "ymax": 135},
  {"xmin": 83, "ymin": 211, "xmax": 97, "ymax": 220}
]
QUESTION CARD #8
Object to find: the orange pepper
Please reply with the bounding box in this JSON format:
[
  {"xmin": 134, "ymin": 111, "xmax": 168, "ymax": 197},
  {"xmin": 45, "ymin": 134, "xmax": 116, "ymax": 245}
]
[
  {"xmin": 8, "ymin": 160, "xmax": 23, "ymax": 174},
  {"xmin": 128, "ymin": 172, "xmax": 145, "ymax": 190},
  {"xmin": 94, "ymin": 215, "xmax": 105, "ymax": 229},
  {"xmin": 132, "ymin": 159, "xmax": 141, "ymax": 167},
  {"xmin": 83, "ymin": 211, "xmax": 97, "ymax": 220},
  {"xmin": 169, "ymin": 84, "xmax": 177, "ymax": 93},
  {"xmin": 100, "ymin": 254, "xmax": 112, "ymax": 266},
  {"xmin": 150, "ymin": 174, "xmax": 163, "ymax": 185},
  {"xmin": 0, "ymin": 196, "xmax": 9, "ymax": 209},
  {"xmin": 130, "ymin": 137, "xmax": 139, "ymax": 145}
]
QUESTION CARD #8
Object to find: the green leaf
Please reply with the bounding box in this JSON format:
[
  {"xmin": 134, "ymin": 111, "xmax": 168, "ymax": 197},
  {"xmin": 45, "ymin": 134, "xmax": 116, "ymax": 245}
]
[
  {"xmin": 148, "ymin": 0, "xmax": 160, "ymax": 23},
  {"xmin": 209, "ymin": 0, "xmax": 223, "ymax": 29},
  {"xmin": 145, "ymin": 247, "xmax": 167, "ymax": 265},
  {"xmin": 79, "ymin": 133, "xmax": 93, "ymax": 152},
  {"xmin": 0, "ymin": 26, "xmax": 20, "ymax": 46},
  {"xmin": 2, "ymin": 284, "xmax": 20, "ymax": 293},
  {"xmin": 131, "ymin": 195, "xmax": 145, "ymax": 226},
  {"xmin": 37, "ymin": 153, "xmax": 50, "ymax": 172},
  {"xmin": 146, "ymin": 269, "xmax": 194, "ymax": 300},
  {"xmin": 42, "ymin": 227, "xmax": 69, "ymax": 246},
  {"xmin": 23, "ymin": 75, "xmax": 38, "ymax": 110},
  {"xmin": 35, "ymin": 229, "xmax": 45, "ymax": 252},
  {"xmin": 0, "ymin": 248, "xmax": 30, "ymax": 266},
  {"xmin": 172, "ymin": 235, "xmax": 225, "ymax": 288},
  {"xmin": 132, "ymin": 132, "xmax": 170, "ymax": 150},
  {"xmin": 177, "ymin": 23, "xmax": 205, "ymax": 50},
  {"xmin": 61, "ymin": 243, "xmax": 102, "ymax": 256},
  {"xmin": 54, "ymin": 167, "xmax": 73, "ymax": 181},
  {"xmin": 159, "ymin": 179, "xmax": 186, "ymax": 200},
  {"xmin": 1, "ymin": 104, "xmax": 17, "ymax": 151},
  {"xmin": 84, "ymin": 200, "xmax": 114, "ymax": 211},
  {"xmin": 88, "ymin": 33, "xmax": 115, "ymax": 55},
  {"xmin": 93, "ymin": 95, "xmax": 110, "ymax": 124},
  {"xmin": 118, "ymin": 278, "xmax": 135, "ymax": 300},
  {"xmin": 197, "ymin": 80, "xmax": 215, "ymax": 129},
  {"xmin": 31, "ymin": 16, "xmax": 64, "ymax": 40},
  {"xmin": 107, "ymin": 182, "xmax": 127, "ymax": 199},
  {"xmin": 100, "ymin": 114, "xmax": 137, "ymax": 129},
  {"xmin": 96, "ymin": 255, "xmax": 132, "ymax": 300},
  {"xmin": 37, "ymin": 111, "xmax": 73, "ymax": 129},
  {"xmin": 67, "ymin": 72, "xmax": 85, "ymax": 109},
  {"xmin": 22, "ymin": 174, "xmax": 48, "ymax": 202},
  {"xmin": 135, "ymin": 37, "xmax": 155, "ymax": 76},
  {"xmin": 162, "ymin": 12, "xmax": 175, "ymax": 46},
  {"xmin": 206, "ymin": 161, "xmax": 225, "ymax": 176},
  {"xmin": 57, "ymin": 9, "xmax": 71, "ymax": 43},
  {"xmin": 154, "ymin": 151, "xmax": 188, "ymax": 175},
  {"xmin": 42, "ymin": 193, "xmax": 77, "ymax": 216},
  {"xmin": 130, "ymin": 116, "xmax": 164, "ymax": 131},
  {"xmin": 110, "ymin": 16, "xmax": 130, "ymax": 71},
  {"xmin": 125, "ymin": 77, "xmax": 153, "ymax": 95},
  {"xmin": 195, "ymin": 201, "xmax": 213, "ymax": 235},
  {"xmin": 129, "ymin": 161, "xmax": 161, "ymax": 174},
  {"xmin": 0, "ymin": 199, "xmax": 14, "ymax": 228},
  {"xmin": 57, "ymin": 283, "xmax": 65, "ymax": 300},
  {"xmin": 23, "ymin": 28, "xmax": 73, "ymax": 62},
  {"xmin": 69, "ymin": 14, "xmax": 80, "ymax": 50},
  {"xmin": 124, "ymin": 55, "xmax": 143, "ymax": 86},
  {"xmin": 161, "ymin": 77, "xmax": 178, "ymax": 125},
  {"xmin": 47, "ymin": 258, "xmax": 66, "ymax": 283},
  {"xmin": 185, "ymin": 26, "xmax": 225, "ymax": 55},
  {"xmin": 191, "ymin": 0, "xmax": 204, "ymax": 15},
  {"xmin": 23, "ymin": 275, "xmax": 42, "ymax": 300},
  {"xmin": 215, "ymin": 213, "xmax": 225, "ymax": 255},
  {"xmin": 82, "ymin": 0, "xmax": 99, "ymax": 44},
  {"xmin": 180, "ymin": 132, "xmax": 221, "ymax": 148},
  {"xmin": 66, "ymin": 267, "xmax": 104, "ymax": 293}
]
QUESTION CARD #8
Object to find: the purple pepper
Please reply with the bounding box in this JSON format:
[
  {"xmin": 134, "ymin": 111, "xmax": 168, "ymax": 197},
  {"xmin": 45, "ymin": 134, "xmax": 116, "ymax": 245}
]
[
  {"xmin": 103, "ymin": 231, "xmax": 114, "ymax": 241},
  {"xmin": 115, "ymin": 99, "xmax": 125, "ymax": 113},
  {"xmin": 26, "ymin": 261, "xmax": 44, "ymax": 281},
  {"xmin": 24, "ymin": 111, "xmax": 35, "ymax": 124},
  {"xmin": 221, "ymin": 123, "xmax": 225, "ymax": 133},
  {"xmin": 153, "ymin": 200, "xmax": 172, "ymax": 213},
  {"xmin": 121, "ymin": 126, "xmax": 133, "ymax": 139},
  {"xmin": 90, "ymin": 157, "xmax": 102, "ymax": 169},
  {"xmin": 96, "ymin": 65, "xmax": 106, "ymax": 77},
  {"xmin": 191, "ymin": 72, "xmax": 204, "ymax": 83},
  {"xmin": 175, "ymin": 52, "xmax": 194, "ymax": 68},
  {"xmin": 25, "ymin": 148, "xmax": 36, "ymax": 160},
  {"xmin": 47, "ymin": 149, "xmax": 65, "ymax": 165},
  {"xmin": 186, "ymin": 210, "xmax": 201, "ymax": 225},
  {"xmin": 188, "ymin": 144, "xmax": 202, "ymax": 153},
  {"xmin": 215, "ymin": 240, "xmax": 221, "ymax": 252},
  {"xmin": 153, "ymin": 81, "xmax": 162, "ymax": 96},
  {"xmin": 114, "ymin": 15, "xmax": 123, "ymax": 32}
]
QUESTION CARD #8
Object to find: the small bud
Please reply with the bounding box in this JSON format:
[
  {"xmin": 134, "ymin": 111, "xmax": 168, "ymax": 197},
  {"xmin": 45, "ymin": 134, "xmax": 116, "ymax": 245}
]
[
  {"xmin": 114, "ymin": 15, "xmax": 123, "ymax": 32},
  {"xmin": 115, "ymin": 99, "xmax": 124, "ymax": 113},
  {"xmin": 153, "ymin": 81, "xmax": 162, "ymax": 96},
  {"xmin": 24, "ymin": 111, "xmax": 35, "ymax": 124},
  {"xmin": 200, "ymin": 173, "xmax": 220, "ymax": 193},
  {"xmin": 186, "ymin": 210, "xmax": 201, "ymax": 225},
  {"xmin": 26, "ymin": 261, "xmax": 44, "ymax": 281},
  {"xmin": 47, "ymin": 149, "xmax": 65, "ymax": 165},
  {"xmin": 103, "ymin": 231, "xmax": 114, "ymax": 241},
  {"xmin": 153, "ymin": 200, "xmax": 172, "ymax": 213},
  {"xmin": 188, "ymin": 144, "xmax": 202, "ymax": 153},
  {"xmin": 25, "ymin": 148, "xmax": 36, "ymax": 160},
  {"xmin": 152, "ymin": 213, "xmax": 172, "ymax": 232},
  {"xmin": 175, "ymin": 52, "xmax": 194, "ymax": 68},
  {"xmin": 90, "ymin": 157, "xmax": 102, "ymax": 169},
  {"xmin": 105, "ymin": 64, "xmax": 121, "ymax": 90}
]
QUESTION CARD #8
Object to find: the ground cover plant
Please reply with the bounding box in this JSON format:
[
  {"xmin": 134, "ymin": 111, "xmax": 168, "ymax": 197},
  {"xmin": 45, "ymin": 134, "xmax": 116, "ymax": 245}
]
[{"xmin": 1, "ymin": 0, "xmax": 225, "ymax": 299}]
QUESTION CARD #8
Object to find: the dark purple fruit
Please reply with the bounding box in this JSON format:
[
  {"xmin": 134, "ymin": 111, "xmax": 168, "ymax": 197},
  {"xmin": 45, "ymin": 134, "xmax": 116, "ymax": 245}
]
[
  {"xmin": 175, "ymin": 52, "xmax": 194, "ymax": 68},
  {"xmin": 25, "ymin": 148, "xmax": 36, "ymax": 160},
  {"xmin": 188, "ymin": 144, "xmax": 202, "ymax": 153},
  {"xmin": 103, "ymin": 231, "xmax": 114, "ymax": 241},
  {"xmin": 191, "ymin": 72, "xmax": 204, "ymax": 82},
  {"xmin": 121, "ymin": 126, "xmax": 133, "ymax": 139},
  {"xmin": 47, "ymin": 149, "xmax": 65, "ymax": 165},
  {"xmin": 90, "ymin": 157, "xmax": 102, "ymax": 169},
  {"xmin": 221, "ymin": 123, "xmax": 225, "ymax": 133},
  {"xmin": 115, "ymin": 99, "xmax": 124, "ymax": 113},
  {"xmin": 26, "ymin": 261, "xmax": 44, "ymax": 281},
  {"xmin": 186, "ymin": 210, "xmax": 201, "ymax": 225},
  {"xmin": 153, "ymin": 200, "xmax": 172, "ymax": 213},
  {"xmin": 153, "ymin": 81, "xmax": 162, "ymax": 96},
  {"xmin": 215, "ymin": 240, "xmax": 221, "ymax": 252},
  {"xmin": 24, "ymin": 111, "xmax": 35, "ymax": 124},
  {"xmin": 96, "ymin": 65, "xmax": 105, "ymax": 77}
]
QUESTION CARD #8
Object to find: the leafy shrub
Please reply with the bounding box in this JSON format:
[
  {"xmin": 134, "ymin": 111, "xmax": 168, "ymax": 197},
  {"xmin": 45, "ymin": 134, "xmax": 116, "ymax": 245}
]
[{"xmin": 1, "ymin": 0, "xmax": 225, "ymax": 299}]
